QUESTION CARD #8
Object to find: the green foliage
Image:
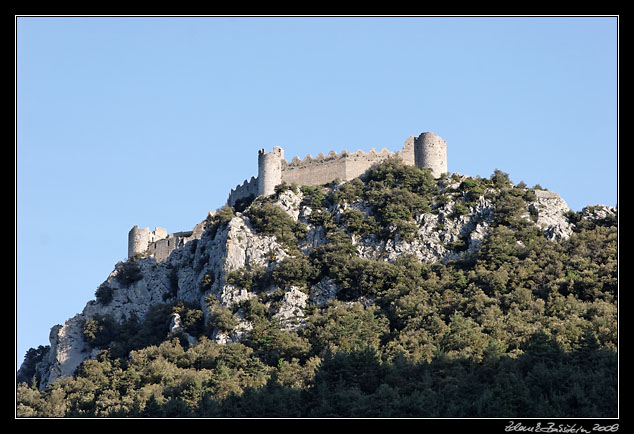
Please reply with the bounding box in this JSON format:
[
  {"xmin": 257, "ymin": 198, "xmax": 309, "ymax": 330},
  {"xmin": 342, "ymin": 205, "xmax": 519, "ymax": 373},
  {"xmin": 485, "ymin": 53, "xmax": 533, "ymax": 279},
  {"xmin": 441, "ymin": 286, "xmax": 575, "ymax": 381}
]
[
  {"xmin": 339, "ymin": 208, "xmax": 379, "ymax": 237},
  {"xmin": 271, "ymin": 254, "xmax": 317, "ymax": 290},
  {"xmin": 300, "ymin": 185, "xmax": 328, "ymax": 209},
  {"xmin": 80, "ymin": 302, "xmax": 207, "ymax": 361},
  {"xmin": 198, "ymin": 270, "xmax": 214, "ymax": 293},
  {"xmin": 245, "ymin": 317, "xmax": 312, "ymax": 366},
  {"xmin": 246, "ymin": 201, "xmax": 308, "ymax": 251},
  {"xmin": 274, "ymin": 181, "xmax": 300, "ymax": 195},
  {"xmin": 95, "ymin": 283, "xmax": 114, "ymax": 305},
  {"xmin": 204, "ymin": 294, "xmax": 239, "ymax": 334},
  {"xmin": 18, "ymin": 335, "xmax": 616, "ymax": 418},
  {"xmin": 216, "ymin": 205, "xmax": 235, "ymax": 224},
  {"xmin": 303, "ymin": 302, "xmax": 390, "ymax": 356},
  {"xmin": 329, "ymin": 157, "xmax": 438, "ymax": 242},
  {"xmin": 82, "ymin": 315, "xmax": 119, "ymax": 349},
  {"xmin": 17, "ymin": 160, "xmax": 618, "ymax": 418},
  {"xmin": 114, "ymin": 258, "xmax": 143, "ymax": 286},
  {"xmin": 458, "ymin": 177, "xmax": 485, "ymax": 200},
  {"xmin": 232, "ymin": 194, "xmax": 255, "ymax": 213},
  {"xmin": 172, "ymin": 302, "xmax": 205, "ymax": 338},
  {"xmin": 491, "ymin": 168, "xmax": 512, "ymax": 189},
  {"xmin": 17, "ymin": 345, "xmax": 50, "ymax": 387},
  {"xmin": 226, "ymin": 266, "xmax": 270, "ymax": 293},
  {"xmin": 363, "ymin": 178, "xmax": 432, "ymax": 238}
]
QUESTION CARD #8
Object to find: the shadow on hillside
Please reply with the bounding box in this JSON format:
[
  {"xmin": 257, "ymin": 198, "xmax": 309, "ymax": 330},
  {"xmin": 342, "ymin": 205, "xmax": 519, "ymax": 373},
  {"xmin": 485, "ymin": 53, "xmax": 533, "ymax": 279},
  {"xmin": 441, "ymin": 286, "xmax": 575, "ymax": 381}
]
[{"xmin": 153, "ymin": 333, "xmax": 618, "ymax": 418}]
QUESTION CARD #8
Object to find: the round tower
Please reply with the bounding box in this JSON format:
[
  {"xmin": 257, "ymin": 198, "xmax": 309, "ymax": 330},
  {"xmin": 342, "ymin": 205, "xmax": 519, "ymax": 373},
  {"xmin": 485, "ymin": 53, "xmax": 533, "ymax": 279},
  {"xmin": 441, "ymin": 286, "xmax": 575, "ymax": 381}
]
[
  {"xmin": 128, "ymin": 225, "xmax": 149, "ymax": 259},
  {"xmin": 257, "ymin": 146, "xmax": 284, "ymax": 197},
  {"xmin": 414, "ymin": 132, "xmax": 447, "ymax": 178}
]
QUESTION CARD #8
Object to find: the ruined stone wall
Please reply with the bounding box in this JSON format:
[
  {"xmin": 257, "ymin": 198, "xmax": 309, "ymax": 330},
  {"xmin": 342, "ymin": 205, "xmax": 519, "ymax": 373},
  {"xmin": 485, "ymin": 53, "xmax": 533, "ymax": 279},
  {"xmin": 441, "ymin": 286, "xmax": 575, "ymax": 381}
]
[
  {"xmin": 128, "ymin": 226, "xmax": 168, "ymax": 259},
  {"xmin": 281, "ymin": 137, "xmax": 416, "ymax": 187},
  {"xmin": 281, "ymin": 151, "xmax": 348, "ymax": 186},
  {"xmin": 148, "ymin": 236, "xmax": 183, "ymax": 262},
  {"xmin": 227, "ymin": 176, "xmax": 258, "ymax": 207},
  {"xmin": 129, "ymin": 132, "xmax": 446, "ymax": 261},
  {"xmin": 225, "ymin": 132, "xmax": 444, "ymax": 207},
  {"xmin": 397, "ymin": 136, "xmax": 416, "ymax": 166},
  {"xmin": 128, "ymin": 222, "xmax": 205, "ymax": 262}
]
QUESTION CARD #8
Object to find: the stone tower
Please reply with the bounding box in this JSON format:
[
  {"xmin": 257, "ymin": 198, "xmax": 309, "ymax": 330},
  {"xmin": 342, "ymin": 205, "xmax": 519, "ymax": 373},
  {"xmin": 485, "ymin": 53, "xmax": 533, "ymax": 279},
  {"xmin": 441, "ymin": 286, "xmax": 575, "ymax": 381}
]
[
  {"xmin": 258, "ymin": 146, "xmax": 284, "ymax": 197},
  {"xmin": 127, "ymin": 225, "xmax": 167, "ymax": 259},
  {"xmin": 414, "ymin": 132, "xmax": 447, "ymax": 178}
]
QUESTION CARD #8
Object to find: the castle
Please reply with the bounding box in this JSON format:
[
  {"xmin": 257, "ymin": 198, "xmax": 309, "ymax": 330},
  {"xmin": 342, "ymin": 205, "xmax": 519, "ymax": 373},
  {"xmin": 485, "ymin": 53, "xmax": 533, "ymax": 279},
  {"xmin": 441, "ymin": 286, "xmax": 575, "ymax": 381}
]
[
  {"xmin": 227, "ymin": 131, "xmax": 447, "ymax": 206},
  {"xmin": 128, "ymin": 131, "xmax": 447, "ymax": 261},
  {"xmin": 127, "ymin": 223, "xmax": 206, "ymax": 262}
]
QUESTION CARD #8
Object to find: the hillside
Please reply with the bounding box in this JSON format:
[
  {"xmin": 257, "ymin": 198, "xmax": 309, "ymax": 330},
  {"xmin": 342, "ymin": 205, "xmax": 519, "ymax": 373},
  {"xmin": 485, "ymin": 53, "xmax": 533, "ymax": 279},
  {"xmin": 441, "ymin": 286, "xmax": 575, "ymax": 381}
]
[{"xmin": 16, "ymin": 158, "xmax": 618, "ymax": 418}]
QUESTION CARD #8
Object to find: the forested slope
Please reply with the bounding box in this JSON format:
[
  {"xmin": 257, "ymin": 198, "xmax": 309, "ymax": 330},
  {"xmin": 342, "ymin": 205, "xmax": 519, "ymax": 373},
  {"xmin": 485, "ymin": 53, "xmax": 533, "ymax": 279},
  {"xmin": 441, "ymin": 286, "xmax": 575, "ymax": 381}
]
[{"xmin": 17, "ymin": 159, "xmax": 618, "ymax": 417}]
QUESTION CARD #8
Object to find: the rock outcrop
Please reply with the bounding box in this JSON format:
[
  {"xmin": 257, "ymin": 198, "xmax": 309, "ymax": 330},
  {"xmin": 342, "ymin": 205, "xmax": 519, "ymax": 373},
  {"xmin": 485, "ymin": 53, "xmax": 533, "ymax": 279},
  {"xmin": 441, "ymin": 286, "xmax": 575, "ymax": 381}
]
[{"xmin": 23, "ymin": 179, "xmax": 615, "ymax": 390}]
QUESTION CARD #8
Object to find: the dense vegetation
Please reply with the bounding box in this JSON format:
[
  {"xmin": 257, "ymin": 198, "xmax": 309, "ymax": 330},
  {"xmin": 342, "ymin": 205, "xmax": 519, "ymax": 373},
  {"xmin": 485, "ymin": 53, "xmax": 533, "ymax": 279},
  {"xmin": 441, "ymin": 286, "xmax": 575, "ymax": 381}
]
[{"xmin": 17, "ymin": 159, "xmax": 617, "ymax": 418}]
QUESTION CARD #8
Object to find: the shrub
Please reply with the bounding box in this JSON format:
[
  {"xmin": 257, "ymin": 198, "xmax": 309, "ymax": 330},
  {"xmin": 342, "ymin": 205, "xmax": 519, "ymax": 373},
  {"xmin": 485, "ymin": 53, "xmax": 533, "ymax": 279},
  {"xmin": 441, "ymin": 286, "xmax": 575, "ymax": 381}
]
[
  {"xmin": 198, "ymin": 271, "xmax": 215, "ymax": 293},
  {"xmin": 205, "ymin": 294, "xmax": 239, "ymax": 334},
  {"xmin": 17, "ymin": 345, "xmax": 49, "ymax": 386},
  {"xmin": 233, "ymin": 195, "xmax": 255, "ymax": 213},
  {"xmin": 459, "ymin": 177, "xmax": 486, "ymax": 203},
  {"xmin": 246, "ymin": 202, "xmax": 307, "ymax": 250},
  {"xmin": 82, "ymin": 315, "xmax": 119, "ymax": 349},
  {"xmin": 172, "ymin": 301, "xmax": 205, "ymax": 338},
  {"xmin": 340, "ymin": 208, "xmax": 380, "ymax": 237},
  {"xmin": 95, "ymin": 283, "xmax": 114, "ymax": 305},
  {"xmin": 115, "ymin": 259, "xmax": 143, "ymax": 286},
  {"xmin": 300, "ymin": 185, "xmax": 328, "ymax": 209},
  {"xmin": 452, "ymin": 201, "xmax": 470, "ymax": 217},
  {"xmin": 275, "ymin": 181, "xmax": 299, "ymax": 195},
  {"xmin": 226, "ymin": 266, "xmax": 271, "ymax": 292},
  {"xmin": 272, "ymin": 254, "xmax": 317, "ymax": 290},
  {"xmin": 331, "ymin": 178, "xmax": 364, "ymax": 204},
  {"xmin": 491, "ymin": 169, "xmax": 512, "ymax": 188},
  {"xmin": 363, "ymin": 157, "xmax": 435, "ymax": 196},
  {"xmin": 216, "ymin": 205, "xmax": 235, "ymax": 224},
  {"xmin": 303, "ymin": 302, "xmax": 390, "ymax": 356}
]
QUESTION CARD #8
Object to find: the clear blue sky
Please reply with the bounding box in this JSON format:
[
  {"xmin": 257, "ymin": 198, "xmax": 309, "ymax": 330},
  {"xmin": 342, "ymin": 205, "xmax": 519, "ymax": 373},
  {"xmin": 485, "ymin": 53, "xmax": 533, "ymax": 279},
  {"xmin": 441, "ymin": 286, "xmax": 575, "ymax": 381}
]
[{"xmin": 16, "ymin": 16, "xmax": 618, "ymax": 368}]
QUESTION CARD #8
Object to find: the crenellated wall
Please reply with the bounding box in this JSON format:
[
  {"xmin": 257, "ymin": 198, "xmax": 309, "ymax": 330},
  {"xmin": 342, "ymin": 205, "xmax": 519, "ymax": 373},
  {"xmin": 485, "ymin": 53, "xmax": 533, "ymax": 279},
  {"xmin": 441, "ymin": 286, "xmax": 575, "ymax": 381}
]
[
  {"xmin": 226, "ymin": 133, "xmax": 433, "ymax": 207},
  {"xmin": 130, "ymin": 131, "xmax": 446, "ymax": 262},
  {"xmin": 227, "ymin": 176, "xmax": 258, "ymax": 207}
]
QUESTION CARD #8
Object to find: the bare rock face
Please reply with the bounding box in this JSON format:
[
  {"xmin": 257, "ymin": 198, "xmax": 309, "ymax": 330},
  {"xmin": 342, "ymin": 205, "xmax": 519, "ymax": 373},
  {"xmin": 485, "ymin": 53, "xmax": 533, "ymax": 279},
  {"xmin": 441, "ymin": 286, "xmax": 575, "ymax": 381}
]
[
  {"xmin": 530, "ymin": 190, "xmax": 573, "ymax": 241},
  {"xmin": 36, "ymin": 315, "xmax": 99, "ymax": 389},
  {"xmin": 274, "ymin": 287, "xmax": 309, "ymax": 330},
  {"xmin": 26, "ymin": 184, "xmax": 608, "ymax": 390},
  {"xmin": 580, "ymin": 204, "xmax": 617, "ymax": 222},
  {"xmin": 353, "ymin": 192, "xmax": 496, "ymax": 264},
  {"xmin": 169, "ymin": 313, "xmax": 197, "ymax": 345}
]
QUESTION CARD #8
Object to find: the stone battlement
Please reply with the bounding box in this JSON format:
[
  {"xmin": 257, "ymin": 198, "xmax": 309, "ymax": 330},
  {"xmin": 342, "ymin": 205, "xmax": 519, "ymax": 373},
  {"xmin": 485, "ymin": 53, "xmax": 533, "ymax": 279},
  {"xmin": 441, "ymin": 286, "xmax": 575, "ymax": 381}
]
[
  {"xmin": 283, "ymin": 147, "xmax": 395, "ymax": 168},
  {"xmin": 130, "ymin": 131, "xmax": 447, "ymax": 260},
  {"xmin": 227, "ymin": 131, "xmax": 446, "ymax": 207},
  {"xmin": 227, "ymin": 176, "xmax": 258, "ymax": 207}
]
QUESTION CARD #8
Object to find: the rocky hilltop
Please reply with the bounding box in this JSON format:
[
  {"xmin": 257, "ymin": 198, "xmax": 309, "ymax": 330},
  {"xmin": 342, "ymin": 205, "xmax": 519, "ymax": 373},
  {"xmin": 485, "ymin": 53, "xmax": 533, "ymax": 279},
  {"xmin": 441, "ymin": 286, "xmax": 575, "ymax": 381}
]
[{"xmin": 17, "ymin": 159, "xmax": 617, "ymax": 417}]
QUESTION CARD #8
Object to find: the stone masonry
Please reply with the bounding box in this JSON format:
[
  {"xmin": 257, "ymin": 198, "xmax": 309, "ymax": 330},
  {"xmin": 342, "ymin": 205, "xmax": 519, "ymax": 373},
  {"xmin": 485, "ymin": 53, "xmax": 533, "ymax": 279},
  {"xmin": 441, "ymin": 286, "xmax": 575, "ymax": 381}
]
[
  {"xmin": 128, "ymin": 131, "xmax": 447, "ymax": 261},
  {"xmin": 227, "ymin": 131, "xmax": 447, "ymax": 207},
  {"xmin": 128, "ymin": 222, "xmax": 206, "ymax": 262}
]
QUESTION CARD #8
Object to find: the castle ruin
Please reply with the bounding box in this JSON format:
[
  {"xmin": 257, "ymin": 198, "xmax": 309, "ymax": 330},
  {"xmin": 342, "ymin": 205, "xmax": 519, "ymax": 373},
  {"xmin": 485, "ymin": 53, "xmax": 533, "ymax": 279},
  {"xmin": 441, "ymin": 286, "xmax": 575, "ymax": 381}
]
[
  {"xmin": 128, "ymin": 131, "xmax": 447, "ymax": 261},
  {"xmin": 227, "ymin": 131, "xmax": 447, "ymax": 207},
  {"xmin": 127, "ymin": 223, "xmax": 205, "ymax": 262}
]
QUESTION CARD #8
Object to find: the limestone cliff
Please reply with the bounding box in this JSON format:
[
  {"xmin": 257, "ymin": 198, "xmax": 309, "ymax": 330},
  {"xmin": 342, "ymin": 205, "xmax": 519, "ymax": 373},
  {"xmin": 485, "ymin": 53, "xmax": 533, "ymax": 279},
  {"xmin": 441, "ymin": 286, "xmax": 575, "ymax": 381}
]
[{"xmin": 19, "ymin": 171, "xmax": 616, "ymax": 391}]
